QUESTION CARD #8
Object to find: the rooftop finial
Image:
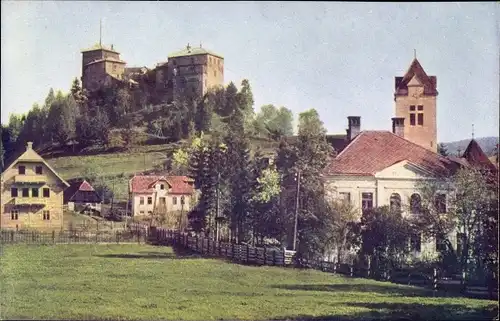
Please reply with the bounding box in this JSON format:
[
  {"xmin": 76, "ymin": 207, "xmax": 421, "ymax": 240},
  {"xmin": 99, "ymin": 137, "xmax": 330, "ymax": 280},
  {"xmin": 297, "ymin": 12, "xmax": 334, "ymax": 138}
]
[
  {"xmin": 187, "ymin": 43, "xmax": 191, "ymax": 51},
  {"xmin": 472, "ymin": 123, "xmax": 475, "ymax": 140},
  {"xmin": 414, "ymin": 49, "xmax": 416, "ymax": 59}
]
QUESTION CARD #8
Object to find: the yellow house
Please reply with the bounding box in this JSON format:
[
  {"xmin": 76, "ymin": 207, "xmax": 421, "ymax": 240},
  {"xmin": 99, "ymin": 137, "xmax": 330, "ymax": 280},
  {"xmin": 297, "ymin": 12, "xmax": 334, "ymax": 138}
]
[{"xmin": 0, "ymin": 142, "xmax": 69, "ymax": 231}]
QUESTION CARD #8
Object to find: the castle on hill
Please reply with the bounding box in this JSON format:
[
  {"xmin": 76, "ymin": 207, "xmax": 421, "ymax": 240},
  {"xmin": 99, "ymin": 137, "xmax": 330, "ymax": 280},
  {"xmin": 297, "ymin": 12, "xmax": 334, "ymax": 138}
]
[{"xmin": 81, "ymin": 39, "xmax": 224, "ymax": 103}]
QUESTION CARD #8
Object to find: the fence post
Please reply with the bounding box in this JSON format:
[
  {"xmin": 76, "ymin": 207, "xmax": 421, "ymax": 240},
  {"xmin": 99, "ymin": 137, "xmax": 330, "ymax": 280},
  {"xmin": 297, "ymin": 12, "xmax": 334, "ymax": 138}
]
[
  {"xmin": 10, "ymin": 230, "xmax": 14, "ymax": 243},
  {"xmin": 488, "ymin": 271, "xmax": 495, "ymax": 300},
  {"xmin": 218, "ymin": 240, "xmax": 221, "ymax": 257},
  {"xmin": 196, "ymin": 235, "xmax": 199, "ymax": 252},
  {"xmin": 349, "ymin": 265, "xmax": 354, "ymax": 277},
  {"xmin": 272, "ymin": 250, "xmax": 276, "ymax": 266},
  {"xmin": 333, "ymin": 262, "xmax": 337, "ymax": 274},
  {"xmin": 117, "ymin": 231, "xmax": 120, "ymax": 244},
  {"xmin": 461, "ymin": 270, "xmax": 467, "ymax": 294},
  {"xmin": 367, "ymin": 256, "xmax": 371, "ymax": 278},
  {"xmin": 263, "ymin": 247, "xmax": 267, "ymax": 265},
  {"xmin": 52, "ymin": 231, "xmax": 55, "ymax": 244},
  {"xmin": 246, "ymin": 244, "xmax": 250, "ymax": 263},
  {"xmin": 433, "ymin": 268, "xmax": 438, "ymax": 296}
]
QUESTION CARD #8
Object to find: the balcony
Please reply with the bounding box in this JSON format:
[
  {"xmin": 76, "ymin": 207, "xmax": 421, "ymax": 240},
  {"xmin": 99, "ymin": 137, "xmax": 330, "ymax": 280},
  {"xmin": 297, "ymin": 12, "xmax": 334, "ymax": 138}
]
[
  {"xmin": 14, "ymin": 197, "xmax": 47, "ymax": 206},
  {"xmin": 14, "ymin": 175, "xmax": 46, "ymax": 184}
]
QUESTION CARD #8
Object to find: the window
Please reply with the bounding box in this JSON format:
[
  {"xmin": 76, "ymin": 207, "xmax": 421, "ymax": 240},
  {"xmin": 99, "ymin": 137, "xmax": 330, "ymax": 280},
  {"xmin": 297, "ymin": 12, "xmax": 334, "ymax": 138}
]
[
  {"xmin": 434, "ymin": 194, "xmax": 447, "ymax": 213},
  {"xmin": 417, "ymin": 113, "xmax": 424, "ymax": 126},
  {"xmin": 11, "ymin": 210, "xmax": 19, "ymax": 220},
  {"xmin": 160, "ymin": 197, "xmax": 166, "ymax": 205},
  {"xmin": 361, "ymin": 193, "xmax": 373, "ymax": 210},
  {"xmin": 410, "ymin": 193, "xmax": 421, "ymax": 214},
  {"xmin": 18, "ymin": 165, "xmax": 26, "ymax": 175},
  {"xmin": 147, "ymin": 197, "xmax": 153, "ymax": 205},
  {"xmin": 140, "ymin": 197, "xmax": 144, "ymax": 205},
  {"xmin": 147, "ymin": 211, "xmax": 152, "ymax": 215},
  {"xmin": 173, "ymin": 197, "xmax": 178, "ymax": 205},
  {"xmin": 11, "ymin": 188, "xmax": 18, "ymax": 197},
  {"xmin": 436, "ymin": 235, "xmax": 446, "ymax": 252},
  {"xmin": 43, "ymin": 210, "xmax": 50, "ymax": 220},
  {"xmin": 160, "ymin": 184, "xmax": 165, "ymax": 190},
  {"xmin": 43, "ymin": 188, "xmax": 50, "ymax": 198},
  {"xmin": 140, "ymin": 211, "xmax": 145, "ymax": 215},
  {"xmin": 410, "ymin": 234, "xmax": 421, "ymax": 252},
  {"xmin": 409, "ymin": 105, "xmax": 416, "ymax": 111},
  {"xmin": 410, "ymin": 114, "xmax": 416, "ymax": 126},
  {"xmin": 22, "ymin": 188, "xmax": 29, "ymax": 197},
  {"xmin": 32, "ymin": 188, "xmax": 39, "ymax": 198},
  {"xmin": 35, "ymin": 166, "xmax": 43, "ymax": 174},
  {"xmin": 390, "ymin": 193, "xmax": 401, "ymax": 212},
  {"xmin": 339, "ymin": 192, "xmax": 351, "ymax": 204},
  {"xmin": 417, "ymin": 105, "xmax": 423, "ymax": 111},
  {"xmin": 181, "ymin": 196, "xmax": 185, "ymax": 205}
]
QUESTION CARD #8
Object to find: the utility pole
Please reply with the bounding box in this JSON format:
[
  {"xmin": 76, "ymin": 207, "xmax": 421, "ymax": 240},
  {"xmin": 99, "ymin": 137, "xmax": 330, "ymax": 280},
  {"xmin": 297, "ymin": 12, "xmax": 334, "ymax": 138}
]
[{"xmin": 293, "ymin": 170, "xmax": 301, "ymax": 251}]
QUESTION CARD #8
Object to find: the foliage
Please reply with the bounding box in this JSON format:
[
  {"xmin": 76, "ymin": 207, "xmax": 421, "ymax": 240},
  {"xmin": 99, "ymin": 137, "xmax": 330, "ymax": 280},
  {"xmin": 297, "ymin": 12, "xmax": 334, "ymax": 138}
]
[
  {"xmin": 326, "ymin": 200, "xmax": 360, "ymax": 263},
  {"xmin": 438, "ymin": 143, "xmax": 448, "ymax": 156},
  {"xmin": 252, "ymin": 167, "xmax": 281, "ymax": 203},
  {"xmin": 253, "ymin": 104, "xmax": 294, "ymax": 140}
]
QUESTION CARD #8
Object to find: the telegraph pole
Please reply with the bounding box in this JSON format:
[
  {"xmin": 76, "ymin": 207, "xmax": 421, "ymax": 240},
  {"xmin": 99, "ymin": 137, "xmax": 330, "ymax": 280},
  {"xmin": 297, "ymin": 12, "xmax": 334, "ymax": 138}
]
[
  {"xmin": 293, "ymin": 170, "xmax": 301, "ymax": 251},
  {"xmin": 215, "ymin": 171, "xmax": 220, "ymax": 242}
]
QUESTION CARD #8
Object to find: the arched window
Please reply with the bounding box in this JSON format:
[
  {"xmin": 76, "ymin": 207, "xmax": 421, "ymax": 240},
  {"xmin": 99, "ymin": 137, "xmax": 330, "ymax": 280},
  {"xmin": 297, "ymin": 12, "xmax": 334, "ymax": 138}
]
[
  {"xmin": 410, "ymin": 193, "xmax": 421, "ymax": 214},
  {"xmin": 390, "ymin": 193, "xmax": 401, "ymax": 212}
]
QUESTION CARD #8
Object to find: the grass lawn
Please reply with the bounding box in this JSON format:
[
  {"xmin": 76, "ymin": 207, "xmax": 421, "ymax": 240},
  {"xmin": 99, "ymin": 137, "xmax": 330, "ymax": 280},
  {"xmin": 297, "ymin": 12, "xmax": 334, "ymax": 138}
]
[{"xmin": 0, "ymin": 244, "xmax": 497, "ymax": 321}]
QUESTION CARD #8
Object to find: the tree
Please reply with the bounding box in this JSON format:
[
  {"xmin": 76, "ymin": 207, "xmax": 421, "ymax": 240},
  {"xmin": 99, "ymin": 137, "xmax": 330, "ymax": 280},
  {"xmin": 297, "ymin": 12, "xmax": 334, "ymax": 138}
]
[
  {"xmin": 327, "ymin": 200, "xmax": 360, "ymax": 264},
  {"xmin": 360, "ymin": 206, "xmax": 413, "ymax": 272},
  {"xmin": 415, "ymin": 166, "xmax": 497, "ymax": 278},
  {"xmin": 70, "ymin": 78, "xmax": 88, "ymax": 108},
  {"xmin": 438, "ymin": 143, "xmax": 448, "ymax": 157},
  {"xmin": 254, "ymin": 104, "xmax": 294, "ymax": 140},
  {"xmin": 8, "ymin": 114, "xmax": 24, "ymax": 143},
  {"xmin": 236, "ymin": 79, "xmax": 256, "ymax": 135},
  {"xmin": 46, "ymin": 94, "xmax": 77, "ymax": 145}
]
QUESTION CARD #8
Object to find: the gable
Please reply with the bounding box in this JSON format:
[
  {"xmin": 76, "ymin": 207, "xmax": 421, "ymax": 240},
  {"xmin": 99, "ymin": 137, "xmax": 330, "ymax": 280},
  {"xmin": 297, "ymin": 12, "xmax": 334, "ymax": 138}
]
[
  {"xmin": 375, "ymin": 160, "xmax": 436, "ymax": 180},
  {"xmin": 407, "ymin": 74, "xmax": 423, "ymax": 87}
]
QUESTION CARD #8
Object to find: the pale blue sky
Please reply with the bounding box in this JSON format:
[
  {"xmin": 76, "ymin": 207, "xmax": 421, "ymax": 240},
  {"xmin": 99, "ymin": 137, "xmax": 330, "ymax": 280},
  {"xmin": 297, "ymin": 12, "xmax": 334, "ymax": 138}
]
[{"xmin": 1, "ymin": 1, "xmax": 498, "ymax": 142}]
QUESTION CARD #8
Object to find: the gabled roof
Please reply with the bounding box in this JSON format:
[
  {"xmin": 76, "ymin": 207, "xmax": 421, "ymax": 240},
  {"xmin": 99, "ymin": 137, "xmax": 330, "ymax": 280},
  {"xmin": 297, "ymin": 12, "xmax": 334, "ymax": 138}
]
[
  {"xmin": 461, "ymin": 139, "xmax": 497, "ymax": 172},
  {"xmin": 63, "ymin": 180, "xmax": 102, "ymax": 203},
  {"xmin": 395, "ymin": 58, "xmax": 438, "ymax": 96},
  {"xmin": 1, "ymin": 143, "xmax": 70, "ymax": 187},
  {"xmin": 168, "ymin": 45, "xmax": 223, "ymax": 59},
  {"xmin": 129, "ymin": 175, "xmax": 195, "ymax": 195},
  {"xmin": 324, "ymin": 131, "xmax": 452, "ymax": 177}
]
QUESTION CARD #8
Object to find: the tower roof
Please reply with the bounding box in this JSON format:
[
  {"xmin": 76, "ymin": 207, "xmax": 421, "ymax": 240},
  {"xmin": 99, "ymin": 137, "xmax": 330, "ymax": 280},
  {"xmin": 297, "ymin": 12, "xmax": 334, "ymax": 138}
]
[
  {"xmin": 168, "ymin": 43, "xmax": 223, "ymax": 59},
  {"xmin": 395, "ymin": 58, "xmax": 438, "ymax": 96},
  {"xmin": 461, "ymin": 139, "xmax": 497, "ymax": 172},
  {"xmin": 81, "ymin": 43, "xmax": 119, "ymax": 54}
]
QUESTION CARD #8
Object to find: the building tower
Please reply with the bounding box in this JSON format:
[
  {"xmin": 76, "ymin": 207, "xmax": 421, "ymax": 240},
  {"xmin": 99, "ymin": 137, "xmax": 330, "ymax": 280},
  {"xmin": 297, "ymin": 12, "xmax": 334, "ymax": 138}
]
[
  {"xmin": 394, "ymin": 55, "xmax": 438, "ymax": 153},
  {"xmin": 155, "ymin": 43, "xmax": 224, "ymax": 103},
  {"xmin": 81, "ymin": 21, "xmax": 126, "ymax": 92}
]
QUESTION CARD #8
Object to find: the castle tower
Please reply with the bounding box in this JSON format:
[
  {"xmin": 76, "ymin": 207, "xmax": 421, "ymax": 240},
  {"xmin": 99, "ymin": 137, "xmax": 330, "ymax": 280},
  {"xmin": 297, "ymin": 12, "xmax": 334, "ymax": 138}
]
[
  {"xmin": 81, "ymin": 22, "xmax": 126, "ymax": 92},
  {"xmin": 394, "ymin": 56, "xmax": 438, "ymax": 153},
  {"xmin": 156, "ymin": 43, "xmax": 224, "ymax": 102}
]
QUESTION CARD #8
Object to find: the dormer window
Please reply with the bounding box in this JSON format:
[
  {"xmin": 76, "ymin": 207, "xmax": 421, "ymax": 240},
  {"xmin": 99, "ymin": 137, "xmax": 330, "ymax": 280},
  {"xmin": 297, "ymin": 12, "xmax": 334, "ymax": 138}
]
[
  {"xmin": 160, "ymin": 184, "xmax": 165, "ymax": 190},
  {"xmin": 18, "ymin": 166, "xmax": 26, "ymax": 175}
]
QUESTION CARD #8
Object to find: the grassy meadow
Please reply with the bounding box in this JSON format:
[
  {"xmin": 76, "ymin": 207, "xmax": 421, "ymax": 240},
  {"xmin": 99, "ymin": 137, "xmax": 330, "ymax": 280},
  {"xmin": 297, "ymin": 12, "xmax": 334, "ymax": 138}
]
[{"xmin": 0, "ymin": 244, "xmax": 497, "ymax": 320}]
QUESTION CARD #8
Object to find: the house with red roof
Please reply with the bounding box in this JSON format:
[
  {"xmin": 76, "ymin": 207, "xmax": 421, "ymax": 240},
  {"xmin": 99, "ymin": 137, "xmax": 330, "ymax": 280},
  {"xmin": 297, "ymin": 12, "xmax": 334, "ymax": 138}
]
[
  {"xmin": 128, "ymin": 175, "xmax": 196, "ymax": 218},
  {"xmin": 63, "ymin": 180, "xmax": 102, "ymax": 214},
  {"xmin": 323, "ymin": 116, "xmax": 457, "ymax": 259}
]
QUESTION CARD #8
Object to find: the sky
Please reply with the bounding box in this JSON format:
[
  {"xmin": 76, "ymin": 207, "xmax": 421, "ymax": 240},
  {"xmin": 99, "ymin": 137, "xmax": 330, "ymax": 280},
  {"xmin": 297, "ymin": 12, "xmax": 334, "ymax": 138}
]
[{"xmin": 1, "ymin": 2, "xmax": 499, "ymax": 143}]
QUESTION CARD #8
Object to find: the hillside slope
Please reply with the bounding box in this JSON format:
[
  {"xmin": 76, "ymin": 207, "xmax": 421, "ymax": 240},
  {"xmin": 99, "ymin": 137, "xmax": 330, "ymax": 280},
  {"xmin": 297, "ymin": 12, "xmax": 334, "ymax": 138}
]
[{"xmin": 442, "ymin": 136, "xmax": 498, "ymax": 156}]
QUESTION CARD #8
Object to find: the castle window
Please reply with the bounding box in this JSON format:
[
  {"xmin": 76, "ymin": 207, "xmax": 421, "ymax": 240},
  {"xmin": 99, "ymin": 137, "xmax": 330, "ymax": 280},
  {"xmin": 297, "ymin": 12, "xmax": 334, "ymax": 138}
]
[
  {"xmin": 410, "ymin": 114, "xmax": 416, "ymax": 126},
  {"xmin": 11, "ymin": 188, "xmax": 18, "ymax": 197},
  {"xmin": 409, "ymin": 105, "xmax": 416, "ymax": 111},
  {"xmin": 417, "ymin": 105, "xmax": 423, "ymax": 111},
  {"xmin": 43, "ymin": 210, "xmax": 50, "ymax": 220},
  {"xmin": 18, "ymin": 165, "xmax": 26, "ymax": 175},
  {"xmin": 417, "ymin": 113, "xmax": 424, "ymax": 126}
]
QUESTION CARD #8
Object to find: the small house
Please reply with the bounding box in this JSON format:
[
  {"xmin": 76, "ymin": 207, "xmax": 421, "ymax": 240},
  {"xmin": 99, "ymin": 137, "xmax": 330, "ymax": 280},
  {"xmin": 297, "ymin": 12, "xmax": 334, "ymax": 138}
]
[{"xmin": 63, "ymin": 180, "xmax": 102, "ymax": 214}]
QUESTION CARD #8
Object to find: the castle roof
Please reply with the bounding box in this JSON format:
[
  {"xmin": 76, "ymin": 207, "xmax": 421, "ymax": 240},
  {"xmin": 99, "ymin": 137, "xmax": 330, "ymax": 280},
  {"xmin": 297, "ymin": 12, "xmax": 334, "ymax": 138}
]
[
  {"xmin": 395, "ymin": 58, "xmax": 438, "ymax": 96},
  {"xmin": 168, "ymin": 44, "xmax": 223, "ymax": 59},
  {"xmin": 81, "ymin": 43, "xmax": 120, "ymax": 54}
]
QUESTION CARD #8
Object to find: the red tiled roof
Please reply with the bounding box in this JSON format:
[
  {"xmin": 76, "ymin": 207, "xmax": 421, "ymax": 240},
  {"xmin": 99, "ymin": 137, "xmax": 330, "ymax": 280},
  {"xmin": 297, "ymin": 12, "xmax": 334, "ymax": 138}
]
[
  {"xmin": 129, "ymin": 175, "xmax": 194, "ymax": 195},
  {"xmin": 324, "ymin": 131, "xmax": 452, "ymax": 176}
]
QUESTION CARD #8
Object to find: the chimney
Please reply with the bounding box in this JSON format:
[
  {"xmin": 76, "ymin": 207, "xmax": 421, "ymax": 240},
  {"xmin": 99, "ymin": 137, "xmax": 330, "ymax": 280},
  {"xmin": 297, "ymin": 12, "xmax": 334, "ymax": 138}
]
[
  {"xmin": 27, "ymin": 142, "xmax": 33, "ymax": 150},
  {"xmin": 347, "ymin": 116, "xmax": 361, "ymax": 140},
  {"xmin": 392, "ymin": 117, "xmax": 405, "ymax": 138}
]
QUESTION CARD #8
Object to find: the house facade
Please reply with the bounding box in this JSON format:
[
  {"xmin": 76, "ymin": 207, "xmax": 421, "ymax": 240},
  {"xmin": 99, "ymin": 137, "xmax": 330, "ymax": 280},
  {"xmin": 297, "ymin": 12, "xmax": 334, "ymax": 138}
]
[
  {"xmin": 0, "ymin": 142, "xmax": 69, "ymax": 230},
  {"xmin": 63, "ymin": 180, "xmax": 102, "ymax": 214},
  {"xmin": 128, "ymin": 175, "xmax": 196, "ymax": 217}
]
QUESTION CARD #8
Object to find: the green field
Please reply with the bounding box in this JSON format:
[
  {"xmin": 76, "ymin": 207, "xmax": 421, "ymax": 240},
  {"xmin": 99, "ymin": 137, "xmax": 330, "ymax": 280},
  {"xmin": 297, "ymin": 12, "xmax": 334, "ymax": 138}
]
[{"xmin": 0, "ymin": 244, "xmax": 497, "ymax": 320}]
